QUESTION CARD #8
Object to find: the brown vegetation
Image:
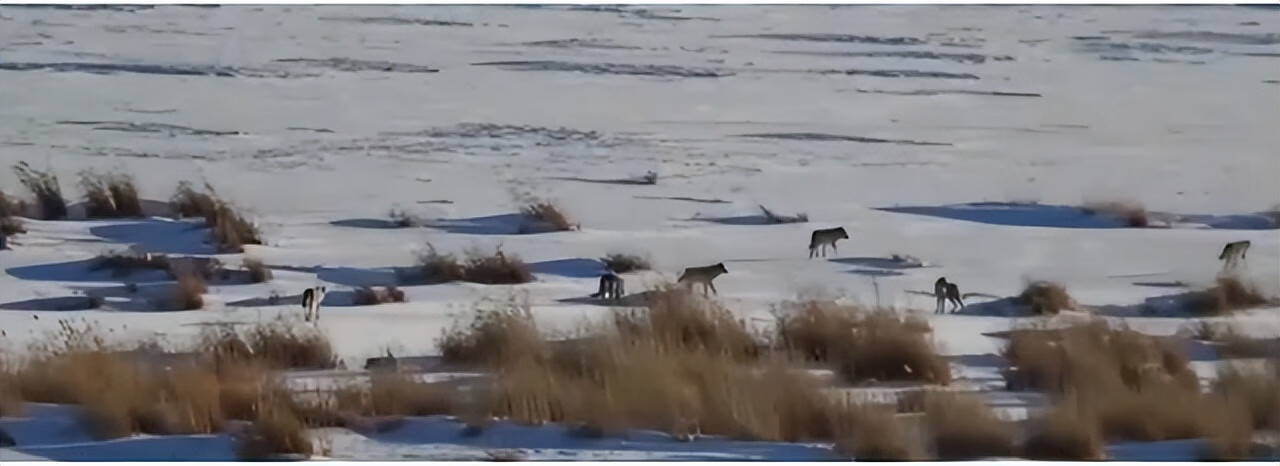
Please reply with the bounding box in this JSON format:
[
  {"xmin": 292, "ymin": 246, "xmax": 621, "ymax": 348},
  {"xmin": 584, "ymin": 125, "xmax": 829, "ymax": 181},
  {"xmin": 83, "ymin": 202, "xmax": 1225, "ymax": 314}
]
[
  {"xmin": 1181, "ymin": 277, "xmax": 1270, "ymax": 316},
  {"xmin": 1020, "ymin": 399, "xmax": 1105, "ymax": 460},
  {"xmin": 169, "ymin": 273, "xmax": 208, "ymax": 310},
  {"xmin": 333, "ymin": 373, "xmax": 454, "ymax": 417},
  {"xmin": 91, "ymin": 250, "xmax": 172, "ymax": 277},
  {"xmin": 1189, "ymin": 322, "xmax": 1280, "ymax": 359},
  {"xmin": 78, "ymin": 170, "xmax": 144, "ymax": 218},
  {"xmin": 12, "ymin": 162, "xmax": 67, "ymax": 220},
  {"xmin": 923, "ymin": 393, "xmax": 1014, "ymax": 459},
  {"xmin": 241, "ymin": 321, "xmax": 337, "ymax": 370},
  {"xmin": 1082, "ymin": 199, "xmax": 1149, "ymax": 228},
  {"xmin": 0, "ymin": 188, "xmax": 26, "ymax": 218},
  {"xmin": 415, "ymin": 243, "xmax": 533, "ymax": 285},
  {"xmin": 170, "ymin": 181, "xmax": 262, "ymax": 253},
  {"xmin": 1004, "ymin": 320, "xmax": 1261, "ymax": 453},
  {"xmin": 243, "ymin": 257, "xmax": 273, "ymax": 283},
  {"xmin": 600, "ymin": 252, "xmax": 651, "ymax": 274},
  {"xmin": 1016, "ymin": 281, "xmax": 1076, "ymax": 315},
  {"xmin": 773, "ymin": 299, "xmax": 947, "ymax": 385},
  {"xmin": 171, "ymin": 181, "xmax": 217, "ymax": 219},
  {"xmin": 1, "ymin": 216, "xmax": 25, "ymax": 238},
  {"xmin": 1211, "ymin": 363, "xmax": 1279, "ymax": 431},
  {"xmin": 518, "ymin": 199, "xmax": 578, "ymax": 233},
  {"xmin": 352, "ymin": 286, "xmax": 407, "ymax": 305}
]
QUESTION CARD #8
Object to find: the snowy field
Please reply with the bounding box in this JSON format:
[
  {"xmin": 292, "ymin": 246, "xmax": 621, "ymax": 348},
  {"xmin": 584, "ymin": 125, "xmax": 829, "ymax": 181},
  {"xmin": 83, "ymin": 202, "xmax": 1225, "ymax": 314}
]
[{"xmin": 1, "ymin": 3, "xmax": 1278, "ymax": 461}]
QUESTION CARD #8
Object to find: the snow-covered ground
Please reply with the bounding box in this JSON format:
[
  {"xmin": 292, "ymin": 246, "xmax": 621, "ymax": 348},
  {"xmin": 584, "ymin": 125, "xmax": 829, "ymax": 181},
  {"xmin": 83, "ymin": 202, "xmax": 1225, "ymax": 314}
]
[{"xmin": 1, "ymin": 3, "xmax": 1277, "ymax": 461}]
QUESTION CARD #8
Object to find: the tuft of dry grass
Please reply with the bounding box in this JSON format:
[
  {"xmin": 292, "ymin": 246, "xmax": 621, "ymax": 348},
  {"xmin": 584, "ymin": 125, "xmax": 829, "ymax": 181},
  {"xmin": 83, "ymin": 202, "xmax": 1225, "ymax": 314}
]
[
  {"xmin": 923, "ymin": 393, "xmax": 1014, "ymax": 459},
  {"xmin": 1017, "ymin": 281, "xmax": 1075, "ymax": 315},
  {"xmin": 1189, "ymin": 322, "xmax": 1280, "ymax": 359},
  {"xmin": 613, "ymin": 285, "xmax": 762, "ymax": 361},
  {"xmin": 209, "ymin": 200, "xmax": 262, "ymax": 253},
  {"xmin": 243, "ymin": 257, "xmax": 272, "ymax": 283},
  {"xmin": 518, "ymin": 199, "xmax": 578, "ymax": 233},
  {"xmin": 1, "ymin": 319, "xmax": 343, "ymax": 457},
  {"xmin": 170, "ymin": 181, "xmax": 262, "ymax": 253},
  {"xmin": 334, "ymin": 373, "xmax": 454, "ymax": 417},
  {"xmin": 773, "ymin": 299, "xmax": 932, "ymax": 365},
  {"xmin": 1001, "ymin": 321, "xmax": 1197, "ymax": 395},
  {"xmin": 414, "ymin": 243, "xmax": 533, "ymax": 285},
  {"xmin": 438, "ymin": 293, "xmax": 892, "ymax": 444},
  {"xmin": 169, "ymin": 273, "xmax": 208, "ymax": 310},
  {"xmin": 770, "ymin": 302, "xmax": 947, "ymax": 386},
  {"xmin": 414, "ymin": 243, "xmax": 467, "ymax": 283},
  {"xmin": 600, "ymin": 252, "xmax": 651, "ymax": 274},
  {"xmin": 832, "ymin": 404, "xmax": 917, "ymax": 460},
  {"xmin": 831, "ymin": 317, "xmax": 951, "ymax": 385},
  {"xmin": 1211, "ymin": 363, "xmax": 1279, "ymax": 430},
  {"xmin": 236, "ymin": 403, "xmax": 314, "ymax": 460},
  {"xmin": 460, "ymin": 246, "xmax": 534, "ymax": 285},
  {"xmin": 1, "ymin": 216, "xmax": 25, "ymax": 238},
  {"xmin": 1082, "ymin": 199, "xmax": 1149, "ymax": 228},
  {"xmin": 0, "ymin": 188, "xmax": 26, "ymax": 218},
  {"xmin": 1020, "ymin": 398, "xmax": 1105, "ymax": 460},
  {"xmin": 90, "ymin": 250, "xmax": 171, "ymax": 277},
  {"xmin": 12, "ymin": 162, "xmax": 67, "ymax": 220},
  {"xmin": 1003, "ymin": 320, "xmax": 1256, "ymax": 447},
  {"xmin": 243, "ymin": 320, "xmax": 337, "ymax": 370},
  {"xmin": 78, "ymin": 170, "xmax": 143, "ymax": 218},
  {"xmin": 171, "ymin": 181, "xmax": 217, "ymax": 219},
  {"xmin": 758, "ymin": 204, "xmax": 808, "ymax": 224},
  {"xmin": 438, "ymin": 298, "xmax": 546, "ymax": 368},
  {"xmin": 1181, "ymin": 277, "xmax": 1270, "ymax": 316},
  {"xmin": 352, "ymin": 286, "xmax": 407, "ymax": 306}
]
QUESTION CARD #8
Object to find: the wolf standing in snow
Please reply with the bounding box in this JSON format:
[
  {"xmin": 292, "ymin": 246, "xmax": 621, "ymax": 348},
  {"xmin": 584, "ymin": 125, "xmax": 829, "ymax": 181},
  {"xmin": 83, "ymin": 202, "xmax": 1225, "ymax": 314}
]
[
  {"xmin": 934, "ymin": 277, "xmax": 964, "ymax": 314},
  {"xmin": 808, "ymin": 227, "xmax": 849, "ymax": 259},
  {"xmin": 301, "ymin": 286, "xmax": 327, "ymax": 323},
  {"xmin": 590, "ymin": 271, "xmax": 625, "ymax": 300},
  {"xmin": 1218, "ymin": 240, "xmax": 1250, "ymax": 275}
]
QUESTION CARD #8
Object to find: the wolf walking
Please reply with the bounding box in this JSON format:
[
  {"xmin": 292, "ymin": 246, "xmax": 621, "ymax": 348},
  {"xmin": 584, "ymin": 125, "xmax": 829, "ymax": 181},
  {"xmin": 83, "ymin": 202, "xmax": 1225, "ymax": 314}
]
[
  {"xmin": 301, "ymin": 286, "xmax": 327, "ymax": 323},
  {"xmin": 678, "ymin": 263, "xmax": 729, "ymax": 296},
  {"xmin": 808, "ymin": 227, "xmax": 849, "ymax": 259}
]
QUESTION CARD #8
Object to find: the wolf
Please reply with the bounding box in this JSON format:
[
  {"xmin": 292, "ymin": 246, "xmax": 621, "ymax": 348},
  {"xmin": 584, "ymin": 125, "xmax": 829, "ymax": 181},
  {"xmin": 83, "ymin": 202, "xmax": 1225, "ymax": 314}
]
[
  {"xmin": 808, "ymin": 227, "xmax": 849, "ymax": 259},
  {"xmin": 301, "ymin": 286, "xmax": 327, "ymax": 323},
  {"xmin": 590, "ymin": 271, "xmax": 626, "ymax": 300},
  {"xmin": 678, "ymin": 263, "xmax": 729, "ymax": 296},
  {"xmin": 1218, "ymin": 240, "xmax": 1251, "ymax": 275},
  {"xmin": 934, "ymin": 277, "xmax": 964, "ymax": 314}
]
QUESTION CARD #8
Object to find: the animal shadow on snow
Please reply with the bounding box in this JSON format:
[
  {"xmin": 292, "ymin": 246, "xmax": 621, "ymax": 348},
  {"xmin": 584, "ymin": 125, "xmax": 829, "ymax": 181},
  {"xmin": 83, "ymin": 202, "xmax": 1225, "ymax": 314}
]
[
  {"xmin": 529, "ymin": 258, "xmax": 607, "ymax": 279},
  {"xmin": 844, "ymin": 268, "xmax": 905, "ymax": 277},
  {"xmin": 1132, "ymin": 281, "xmax": 1189, "ymax": 289},
  {"xmin": 330, "ymin": 218, "xmax": 405, "ymax": 229},
  {"xmin": 830, "ymin": 256, "xmax": 930, "ymax": 270},
  {"xmin": 878, "ymin": 202, "xmax": 1278, "ymax": 230},
  {"xmin": 428, "ymin": 213, "xmax": 532, "ymax": 235},
  {"xmin": 5, "ymin": 258, "xmax": 171, "ymax": 283},
  {"xmin": 316, "ymin": 266, "xmax": 403, "ymax": 288},
  {"xmin": 57, "ymin": 283, "xmax": 183, "ymax": 312},
  {"xmin": 558, "ymin": 289, "xmax": 662, "ymax": 308},
  {"xmin": 878, "ymin": 202, "xmax": 1128, "ymax": 229},
  {"xmin": 89, "ymin": 218, "xmax": 215, "ymax": 254},
  {"xmin": 226, "ymin": 289, "xmax": 365, "ymax": 308},
  {"xmin": 0, "ymin": 295, "xmax": 102, "ymax": 312},
  {"xmin": 689, "ymin": 214, "xmax": 786, "ymax": 226},
  {"xmin": 362, "ymin": 416, "xmax": 836, "ymax": 461}
]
